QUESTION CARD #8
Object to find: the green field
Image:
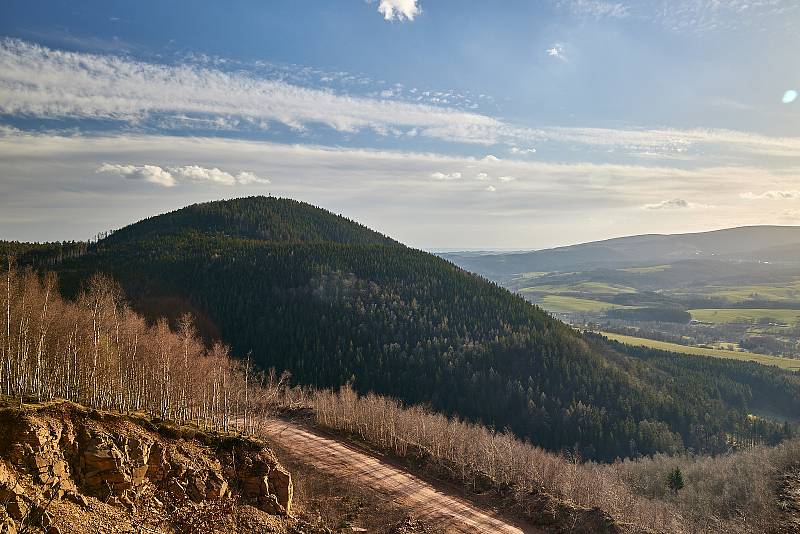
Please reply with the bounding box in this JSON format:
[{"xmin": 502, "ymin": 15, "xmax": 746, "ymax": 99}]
[
  {"xmin": 670, "ymin": 279, "xmax": 800, "ymax": 303},
  {"xmin": 598, "ymin": 331, "xmax": 800, "ymax": 370},
  {"xmin": 689, "ymin": 308, "xmax": 800, "ymax": 326},
  {"xmin": 521, "ymin": 281, "xmax": 637, "ymax": 295},
  {"xmin": 618, "ymin": 264, "xmax": 671, "ymax": 273},
  {"xmin": 537, "ymin": 295, "xmax": 632, "ymax": 313}
]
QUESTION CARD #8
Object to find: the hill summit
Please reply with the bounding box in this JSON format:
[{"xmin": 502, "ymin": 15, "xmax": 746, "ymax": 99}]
[{"xmin": 104, "ymin": 196, "xmax": 398, "ymax": 246}]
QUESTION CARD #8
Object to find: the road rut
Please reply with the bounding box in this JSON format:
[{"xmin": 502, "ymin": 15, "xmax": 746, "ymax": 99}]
[{"xmin": 261, "ymin": 419, "xmax": 539, "ymax": 533}]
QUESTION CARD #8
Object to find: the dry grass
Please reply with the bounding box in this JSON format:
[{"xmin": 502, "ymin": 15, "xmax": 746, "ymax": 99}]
[{"xmin": 310, "ymin": 386, "xmax": 798, "ymax": 533}]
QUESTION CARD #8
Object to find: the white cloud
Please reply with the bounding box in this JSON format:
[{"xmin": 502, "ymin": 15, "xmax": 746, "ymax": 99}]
[
  {"xmin": 485, "ymin": 185, "xmax": 497, "ymax": 192},
  {"xmin": 96, "ymin": 163, "xmax": 269, "ymax": 187},
  {"xmin": 376, "ymin": 0, "xmax": 421, "ymax": 21},
  {"xmin": 482, "ymin": 155, "xmax": 501, "ymax": 162},
  {"xmin": 642, "ymin": 198, "xmax": 710, "ymax": 210},
  {"xmin": 96, "ymin": 164, "xmax": 176, "ymax": 187},
  {"xmin": 430, "ymin": 171, "xmax": 462, "ymax": 180},
  {"xmin": 4, "ymin": 130, "xmax": 798, "ymax": 247},
  {"xmin": 498, "ymin": 176, "xmax": 516, "ymax": 182},
  {"xmin": 740, "ymin": 190, "xmax": 800, "ymax": 200},
  {"xmin": 476, "ymin": 172, "xmax": 489, "ymax": 181},
  {"xmin": 235, "ymin": 171, "xmax": 269, "ymax": 185},
  {"xmin": 546, "ymin": 44, "xmax": 566, "ymax": 60},
  {"xmin": 510, "ymin": 147, "xmax": 537, "ymax": 155}
]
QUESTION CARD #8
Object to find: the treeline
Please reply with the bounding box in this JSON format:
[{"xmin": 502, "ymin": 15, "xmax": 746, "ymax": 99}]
[{"xmin": 0, "ymin": 261, "xmax": 286, "ymax": 434}]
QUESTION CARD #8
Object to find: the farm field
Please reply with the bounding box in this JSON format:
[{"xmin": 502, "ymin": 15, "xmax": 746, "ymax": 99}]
[
  {"xmin": 520, "ymin": 281, "xmax": 637, "ymax": 295},
  {"xmin": 598, "ymin": 331, "xmax": 800, "ymax": 370},
  {"xmin": 536, "ymin": 295, "xmax": 633, "ymax": 313},
  {"xmin": 692, "ymin": 280, "xmax": 800, "ymax": 302},
  {"xmin": 689, "ymin": 308, "xmax": 800, "ymax": 326}
]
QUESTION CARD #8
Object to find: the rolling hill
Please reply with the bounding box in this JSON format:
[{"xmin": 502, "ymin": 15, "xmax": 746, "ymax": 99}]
[
  {"xmin": 5, "ymin": 197, "xmax": 800, "ymax": 460},
  {"xmin": 441, "ymin": 226, "xmax": 800, "ymax": 281}
]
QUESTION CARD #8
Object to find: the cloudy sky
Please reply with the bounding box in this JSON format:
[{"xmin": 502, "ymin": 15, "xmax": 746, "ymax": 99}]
[{"xmin": 1, "ymin": 0, "xmax": 799, "ymax": 249}]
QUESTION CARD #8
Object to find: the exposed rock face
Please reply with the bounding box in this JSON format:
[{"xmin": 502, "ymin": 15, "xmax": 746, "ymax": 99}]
[{"xmin": 0, "ymin": 402, "xmax": 292, "ymax": 533}]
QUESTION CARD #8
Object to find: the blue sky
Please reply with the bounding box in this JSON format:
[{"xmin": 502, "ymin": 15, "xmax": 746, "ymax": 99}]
[{"xmin": 1, "ymin": 0, "xmax": 799, "ymax": 249}]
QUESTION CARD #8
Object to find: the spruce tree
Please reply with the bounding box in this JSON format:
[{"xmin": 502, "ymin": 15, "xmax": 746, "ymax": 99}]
[{"xmin": 667, "ymin": 467, "xmax": 685, "ymax": 494}]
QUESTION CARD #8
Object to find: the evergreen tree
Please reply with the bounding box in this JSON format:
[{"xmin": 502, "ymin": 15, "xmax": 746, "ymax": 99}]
[{"xmin": 667, "ymin": 467, "xmax": 685, "ymax": 494}]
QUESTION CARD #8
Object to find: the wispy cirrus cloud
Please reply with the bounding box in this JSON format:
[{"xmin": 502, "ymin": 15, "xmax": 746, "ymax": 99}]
[
  {"xmin": 642, "ymin": 198, "xmax": 711, "ymax": 210},
  {"xmin": 0, "ymin": 39, "xmax": 499, "ymax": 144},
  {"xmin": 96, "ymin": 163, "xmax": 269, "ymax": 187},
  {"xmin": 556, "ymin": 0, "xmax": 798, "ymax": 34},
  {"xmin": 3, "ymin": 39, "xmax": 800, "ymax": 161},
  {"xmin": 557, "ymin": 0, "xmax": 629, "ymax": 20},
  {"xmin": 740, "ymin": 190, "xmax": 800, "ymax": 200}
]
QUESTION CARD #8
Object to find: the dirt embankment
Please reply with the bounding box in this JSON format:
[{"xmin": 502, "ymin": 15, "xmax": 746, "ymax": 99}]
[{"xmin": 0, "ymin": 401, "xmax": 292, "ymax": 534}]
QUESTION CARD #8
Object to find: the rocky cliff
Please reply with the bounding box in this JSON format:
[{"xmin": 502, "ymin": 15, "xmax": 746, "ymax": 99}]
[{"xmin": 0, "ymin": 401, "xmax": 293, "ymax": 534}]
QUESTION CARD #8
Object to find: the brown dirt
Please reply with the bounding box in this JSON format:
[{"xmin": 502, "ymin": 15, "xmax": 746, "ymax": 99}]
[{"xmin": 260, "ymin": 419, "xmax": 541, "ymax": 534}]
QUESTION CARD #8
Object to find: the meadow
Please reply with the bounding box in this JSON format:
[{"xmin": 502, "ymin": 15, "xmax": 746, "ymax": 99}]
[
  {"xmin": 689, "ymin": 308, "xmax": 800, "ymax": 326},
  {"xmin": 598, "ymin": 331, "xmax": 800, "ymax": 370},
  {"xmin": 535, "ymin": 295, "xmax": 634, "ymax": 313}
]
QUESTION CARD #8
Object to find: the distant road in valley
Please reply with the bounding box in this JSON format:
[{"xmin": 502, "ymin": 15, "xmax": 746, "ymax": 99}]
[{"xmin": 260, "ymin": 419, "xmax": 539, "ymax": 533}]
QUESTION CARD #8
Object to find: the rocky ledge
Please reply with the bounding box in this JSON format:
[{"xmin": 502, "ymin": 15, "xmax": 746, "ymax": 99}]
[{"xmin": 0, "ymin": 401, "xmax": 292, "ymax": 534}]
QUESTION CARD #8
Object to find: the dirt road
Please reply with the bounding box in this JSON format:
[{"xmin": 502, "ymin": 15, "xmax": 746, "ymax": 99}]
[{"xmin": 260, "ymin": 419, "xmax": 539, "ymax": 533}]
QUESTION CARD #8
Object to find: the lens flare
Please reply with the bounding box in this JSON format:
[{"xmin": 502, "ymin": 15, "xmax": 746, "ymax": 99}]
[{"xmin": 783, "ymin": 90, "xmax": 798, "ymax": 104}]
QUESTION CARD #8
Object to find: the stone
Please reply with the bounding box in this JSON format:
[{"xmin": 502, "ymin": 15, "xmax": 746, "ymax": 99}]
[
  {"xmin": 267, "ymin": 465, "xmax": 293, "ymax": 515},
  {"xmin": 0, "ymin": 518, "xmax": 17, "ymax": 534},
  {"xmin": 5, "ymin": 495, "xmax": 28, "ymax": 521},
  {"xmin": 64, "ymin": 490, "xmax": 90, "ymax": 508},
  {"xmin": 205, "ymin": 470, "xmax": 228, "ymax": 500}
]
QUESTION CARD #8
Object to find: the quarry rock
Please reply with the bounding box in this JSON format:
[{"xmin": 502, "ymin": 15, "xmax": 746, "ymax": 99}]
[{"xmin": 0, "ymin": 402, "xmax": 293, "ymax": 530}]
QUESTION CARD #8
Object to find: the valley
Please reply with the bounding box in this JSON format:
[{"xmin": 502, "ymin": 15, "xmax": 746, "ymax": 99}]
[
  {"xmin": 2, "ymin": 199, "xmax": 800, "ymax": 533},
  {"xmin": 442, "ymin": 227, "xmax": 800, "ymax": 369}
]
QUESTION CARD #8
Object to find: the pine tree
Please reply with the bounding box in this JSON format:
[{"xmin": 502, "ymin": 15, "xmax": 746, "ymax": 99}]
[{"xmin": 667, "ymin": 467, "xmax": 684, "ymax": 494}]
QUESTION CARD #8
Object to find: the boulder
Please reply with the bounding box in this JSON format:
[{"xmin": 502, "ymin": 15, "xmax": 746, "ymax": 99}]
[{"xmin": 267, "ymin": 466, "xmax": 292, "ymax": 515}]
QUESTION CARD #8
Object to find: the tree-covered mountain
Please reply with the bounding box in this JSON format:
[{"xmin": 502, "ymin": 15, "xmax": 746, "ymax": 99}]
[{"xmin": 6, "ymin": 197, "xmax": 799, "ymax": 460}]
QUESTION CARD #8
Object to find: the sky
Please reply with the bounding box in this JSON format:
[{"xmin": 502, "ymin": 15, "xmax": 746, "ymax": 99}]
[{"xmin": 0, "ymin": 0, "xmax": 799, "ymax": 250}]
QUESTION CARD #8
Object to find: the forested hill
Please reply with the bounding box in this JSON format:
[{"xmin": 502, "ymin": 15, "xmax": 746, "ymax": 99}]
[
  {"xmin": 104, "ymin": 196, "xmax": 399, "ymax": 246},
  {"xmin": 6, "ymin": 196, "xmax": 799, "ymax": 460}
]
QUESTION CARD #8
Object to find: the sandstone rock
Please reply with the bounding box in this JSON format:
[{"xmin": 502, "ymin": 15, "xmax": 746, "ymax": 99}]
[
  {"xmin": 1, "ymin": 404, "xmax": 293, "ymax": 523},
  {"xmin": 5, "ymin": 495, "xmax": 28, "ymax": 521},
  {"xmin": 64, "ymin": 489, "xmax": 90, "ymax": 508},
  {"xmin": 0, "ymin": 518, "xmax": 17, "ymax": 534},
  {"xmin": 268, "ymin": 465, "xmax": 292, "ymax": 515},
  {"xmin": 205, "ymin": 469, "xmax": 228, "ymax": 500}
]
